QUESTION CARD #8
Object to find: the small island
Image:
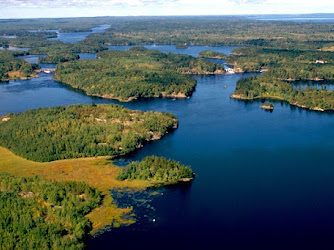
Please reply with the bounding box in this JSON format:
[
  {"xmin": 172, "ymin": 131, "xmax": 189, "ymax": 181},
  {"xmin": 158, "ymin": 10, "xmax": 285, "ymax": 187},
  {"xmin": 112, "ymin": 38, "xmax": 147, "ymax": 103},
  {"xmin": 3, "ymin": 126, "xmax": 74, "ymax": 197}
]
[
  {"xmin": 260, "ymin": 102, "xmax": 274, "ymax": 110},
  {"xmin": 54, "ymin": 47, "xmax": 224, "ymax": 102},
  {"xmin": 116, "ymin": 156, "xmax": 194, "ymax": 184}
]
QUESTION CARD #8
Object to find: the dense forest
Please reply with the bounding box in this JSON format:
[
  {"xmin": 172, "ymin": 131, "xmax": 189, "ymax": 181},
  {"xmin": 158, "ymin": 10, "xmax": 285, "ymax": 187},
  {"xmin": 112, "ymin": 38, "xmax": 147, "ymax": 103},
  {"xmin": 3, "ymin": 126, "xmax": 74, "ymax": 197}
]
[
  {"xmin": 0, "ymin": 104, "xmax": 177, "ymax": 162},
  {"xmin": 227, "ymin": 47, "xmax": 334, "ymax": 72},
  {"xmin": 28, "ymin": 41, "xmax": 108, "ymax": 64},
  {"xmin": 55, "ymin": 47, "xmax": 223, "ymax": 101},
  {"xmin": 0, "ymin": 173, "xmax": 102, "ymax": 249},
  {"xmin": 233, "ymin": 72, "xmax": 334, "ymax": 111},
  {"xmin": 117, "ymin": 156, "xmax": 194, "ymax": 183},
  {"xmin": 229, "ymin": 46, "xmax": 334, "ymax": 110},
  {"xmin": 77, "ymin": 17, "xmax": 334, "ymax": 48},
  {"xmin": 198, "ymin": 50, "xmax": 228, "ymax": 59},
  {"xmin": 0, "ymin": 50, "xmax": 39, "ymax": 81}
]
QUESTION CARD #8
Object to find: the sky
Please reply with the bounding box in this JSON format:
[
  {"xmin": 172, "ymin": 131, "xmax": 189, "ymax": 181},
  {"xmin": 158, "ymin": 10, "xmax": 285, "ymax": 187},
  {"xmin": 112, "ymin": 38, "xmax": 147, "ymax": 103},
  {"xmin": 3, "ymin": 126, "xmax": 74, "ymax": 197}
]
[{"xmin": 0, "ymin": 0, "xmax": 334, "ymax": 19}]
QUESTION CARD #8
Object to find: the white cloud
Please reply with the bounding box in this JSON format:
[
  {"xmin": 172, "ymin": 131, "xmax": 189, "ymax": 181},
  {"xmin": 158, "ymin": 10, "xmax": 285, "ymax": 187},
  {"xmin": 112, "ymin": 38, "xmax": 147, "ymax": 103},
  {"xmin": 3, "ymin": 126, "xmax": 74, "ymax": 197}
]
[{"xmin": 0, "ymin": 0, "xmax": 334, "ymax": 18}]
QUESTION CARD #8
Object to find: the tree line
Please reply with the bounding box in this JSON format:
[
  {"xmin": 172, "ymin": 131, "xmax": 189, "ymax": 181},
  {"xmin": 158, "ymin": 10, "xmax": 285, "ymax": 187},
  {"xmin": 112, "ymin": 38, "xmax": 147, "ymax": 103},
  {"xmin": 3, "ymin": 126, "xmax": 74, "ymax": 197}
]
[{"xmin": 117, "ymin": 156, "xmax": 194, "ymax": 183}]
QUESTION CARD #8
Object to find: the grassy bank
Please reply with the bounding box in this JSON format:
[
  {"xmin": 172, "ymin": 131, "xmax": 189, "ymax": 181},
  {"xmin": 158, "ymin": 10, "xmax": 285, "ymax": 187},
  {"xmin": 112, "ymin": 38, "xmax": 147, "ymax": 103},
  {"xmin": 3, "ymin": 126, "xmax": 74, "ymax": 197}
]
[{"xmin": 0, "ymin": 146, "xmax": 160, "ymax": 234}]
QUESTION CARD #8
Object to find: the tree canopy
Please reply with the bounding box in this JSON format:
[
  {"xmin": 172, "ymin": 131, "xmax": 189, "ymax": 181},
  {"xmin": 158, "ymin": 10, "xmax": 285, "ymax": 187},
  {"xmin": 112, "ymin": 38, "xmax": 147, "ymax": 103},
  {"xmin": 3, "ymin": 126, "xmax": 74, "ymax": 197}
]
[{"xmin": 0, "ymin": 104, "xmax": 177, "ymax": 162}]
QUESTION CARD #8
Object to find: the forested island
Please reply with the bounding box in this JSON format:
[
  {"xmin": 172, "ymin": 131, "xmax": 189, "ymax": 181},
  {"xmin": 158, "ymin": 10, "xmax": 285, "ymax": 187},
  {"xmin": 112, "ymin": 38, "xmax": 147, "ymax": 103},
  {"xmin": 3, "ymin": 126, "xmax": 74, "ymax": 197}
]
[
  {"xmin": 0, "ymin": 104, "xmax": 177, "ymax": 162},
  {"xmin": 54, "ymin": 47, "xmax": 224, "ymax": 101},
  {"xmin": 117, "ymin": 156, "xmax": 194, "ymax": 184}
]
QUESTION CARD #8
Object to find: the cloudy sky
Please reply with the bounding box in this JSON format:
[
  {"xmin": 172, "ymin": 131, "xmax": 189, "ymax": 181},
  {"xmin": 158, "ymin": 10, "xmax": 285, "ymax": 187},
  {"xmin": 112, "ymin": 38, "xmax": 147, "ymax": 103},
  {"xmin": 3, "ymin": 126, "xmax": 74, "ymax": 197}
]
[{"xmin": 0, "ymin": 0, "xmax": 333, "ymax": 18}]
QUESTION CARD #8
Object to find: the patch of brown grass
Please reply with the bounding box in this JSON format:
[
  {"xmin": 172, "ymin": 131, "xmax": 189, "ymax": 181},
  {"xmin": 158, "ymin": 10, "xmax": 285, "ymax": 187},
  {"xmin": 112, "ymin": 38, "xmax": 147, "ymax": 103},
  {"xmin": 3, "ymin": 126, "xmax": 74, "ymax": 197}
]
[{"xmin": 0, "ymin": 146, "xmax": 156, "ymax": 234}]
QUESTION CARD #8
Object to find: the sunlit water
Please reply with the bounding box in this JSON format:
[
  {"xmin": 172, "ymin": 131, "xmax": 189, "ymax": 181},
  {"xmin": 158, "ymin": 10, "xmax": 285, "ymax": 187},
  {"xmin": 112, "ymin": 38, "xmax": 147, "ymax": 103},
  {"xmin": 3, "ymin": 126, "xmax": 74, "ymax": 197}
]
[
  {"xmin": 1, "ymin": 42, "xmax": 334, "ymax": 249},
  {"xmin": 48, "ymin": 24, "xmax": 110, "ymax": 43}
]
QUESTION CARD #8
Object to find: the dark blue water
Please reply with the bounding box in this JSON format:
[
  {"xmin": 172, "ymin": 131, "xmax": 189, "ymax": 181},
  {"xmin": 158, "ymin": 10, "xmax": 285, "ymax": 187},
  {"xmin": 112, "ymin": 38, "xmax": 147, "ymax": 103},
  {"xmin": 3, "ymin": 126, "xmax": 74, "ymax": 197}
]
[
  {"xmin": 2, "ymin": 44, "xmax": 334, "ymax": 249},
  {"xmin": 48, "ymin": 24, "xmax": 110, "ymax": 43}
]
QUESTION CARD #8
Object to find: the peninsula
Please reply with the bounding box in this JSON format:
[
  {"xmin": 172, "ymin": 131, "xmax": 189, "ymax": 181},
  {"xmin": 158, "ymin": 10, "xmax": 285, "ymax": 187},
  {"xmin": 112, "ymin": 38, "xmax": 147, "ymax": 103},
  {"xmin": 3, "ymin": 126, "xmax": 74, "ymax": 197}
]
[{"xmin": 0, "ymin": 104, "xmax": 178, "ymax": 162}]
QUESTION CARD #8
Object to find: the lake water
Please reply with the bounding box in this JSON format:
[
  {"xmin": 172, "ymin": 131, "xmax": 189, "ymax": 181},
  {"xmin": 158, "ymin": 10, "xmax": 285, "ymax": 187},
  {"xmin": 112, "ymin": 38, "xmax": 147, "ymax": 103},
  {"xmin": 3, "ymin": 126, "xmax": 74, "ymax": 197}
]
[
  {"xmin": 249, "ymin": 14, "xmax": 334, "ymax": 23},
  {"xmin": 107, "ymin": 44, "xmax": 238, "ymax": 57},
  {"xmin": 293, "ymin": 81, "xmax": 334, "ymax": 91},
  {"xmin": 0, "ymin": 46, "xmax": 30, "ymax": 51},
  {"xmin": 48, "ymin": 24, "xmax": 110, "ymax": 43},
  {"xmin": 2, "ymin": 43, "xmax": 334, "ymax": 249}
]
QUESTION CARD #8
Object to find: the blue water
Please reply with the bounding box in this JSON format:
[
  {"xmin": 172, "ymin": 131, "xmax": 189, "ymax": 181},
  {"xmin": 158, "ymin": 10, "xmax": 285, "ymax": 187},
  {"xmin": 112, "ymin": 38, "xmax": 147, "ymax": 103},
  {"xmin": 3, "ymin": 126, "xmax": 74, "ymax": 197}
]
[
  {"xmin": 107, "ymin": 44, "xmax": 238, "ymax": 57},
  {"xmin": 78, "ymin": 53, "xmax": 97, "ymax": 60},
  {"xmin": 0, "ymin": 46, "xmax": 30, "ymax": 51},
  {"xmin": 0, "ymin": 35, "xmax": 16, "ymax": 39},
  {"xmin": 18, "ymin": 54, "xmax": 46, "ymax": 64},
  {"xmin": 293, "ymin": 81, "xmax": 334, "ymax": 91},
  {"xmin": 2, "ymin": 44, "xmax": 334, "ymax": 249},
  {"xmin": 249, "ymin": 14, "xmax": 334, "ymax": 23},
  {"xmin": 48, "ymin": 24, "xmax": 110, "ymax": 43}
]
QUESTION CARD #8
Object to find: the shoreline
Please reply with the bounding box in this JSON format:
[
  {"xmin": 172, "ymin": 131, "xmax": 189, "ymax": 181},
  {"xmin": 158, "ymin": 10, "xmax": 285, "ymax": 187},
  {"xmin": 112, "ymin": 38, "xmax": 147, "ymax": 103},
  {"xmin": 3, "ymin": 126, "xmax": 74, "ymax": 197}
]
[
  {"xmin": 230, "ymin": 94, "xmax": 330, "ymax": 112},
  {"xmin": 1, "ymin": 72, "xmax": 39, "ymax": 82},
  {"xmin": 0, "ymin": 145, "xmax": 193, "ymax": 235},
  {"xmin": 54, "ymin": 79, "xmax": 194, "ymax": 102}
]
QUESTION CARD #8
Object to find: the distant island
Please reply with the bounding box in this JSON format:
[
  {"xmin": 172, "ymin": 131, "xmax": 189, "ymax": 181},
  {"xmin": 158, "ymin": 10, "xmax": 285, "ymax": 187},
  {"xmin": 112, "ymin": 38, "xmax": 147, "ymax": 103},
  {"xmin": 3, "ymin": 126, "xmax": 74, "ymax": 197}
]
[
  {"xmin": 54, "ymin": 47, "xmax": 224, "ymax": 102},
  {"xmin": 0, "ymin": 104, "xmax": 178, "ymax": 162}
]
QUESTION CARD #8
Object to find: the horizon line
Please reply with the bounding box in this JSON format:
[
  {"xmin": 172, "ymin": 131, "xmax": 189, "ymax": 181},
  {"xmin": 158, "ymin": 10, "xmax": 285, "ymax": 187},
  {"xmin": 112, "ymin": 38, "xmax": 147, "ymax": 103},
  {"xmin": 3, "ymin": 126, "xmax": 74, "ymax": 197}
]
[{"xmin": 1, "ymin": 12, "xmax": 334, "ymax": 20}]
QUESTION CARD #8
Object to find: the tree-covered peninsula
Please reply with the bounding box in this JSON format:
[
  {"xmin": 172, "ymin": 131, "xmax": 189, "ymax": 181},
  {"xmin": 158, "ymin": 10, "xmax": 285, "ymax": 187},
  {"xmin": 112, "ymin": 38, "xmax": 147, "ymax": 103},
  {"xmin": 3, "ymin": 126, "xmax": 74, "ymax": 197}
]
[
  {"xmin": 0, "ymin": 173, "xmax": 102, "ymax": 249},
  {"xmin": 0, "ymin": 104, "xmax": 178, "ymax": 162},
  {"xmin": 229, "ymin": 47, "xmax": 334, "ymax": 111},
  {"xmin": 117, "ymin": 156, "xmax": 194, "ymax": 184},
  {"xmin": 54, "ymin": 47, "xmax": 224, "ymax": 101},
  {"xmin": 198, "ymin": 50, "xmax": 228, "ymax": 59},
  {"xmin": 0, "ymin": 50, "xmax": 39, "ymax": 81},
  {"xmin": 232, "ymin": 69, "xmax": 334, "ymax": 111}
]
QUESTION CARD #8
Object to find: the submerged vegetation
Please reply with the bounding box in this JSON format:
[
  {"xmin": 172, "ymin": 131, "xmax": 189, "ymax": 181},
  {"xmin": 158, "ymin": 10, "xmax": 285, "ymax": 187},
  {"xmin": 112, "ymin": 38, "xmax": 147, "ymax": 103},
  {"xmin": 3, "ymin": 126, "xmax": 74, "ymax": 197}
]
[
  {"xmin": 55, "ymin": 47, "xmax": 223, "ymax": 101},
  {"xmin": 117, "ymin": 156, "xmax": 194, "ymax": 184},
  {"xmin": 0, "ymin": 104, "xmax": 177, "ymax": 162}
]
